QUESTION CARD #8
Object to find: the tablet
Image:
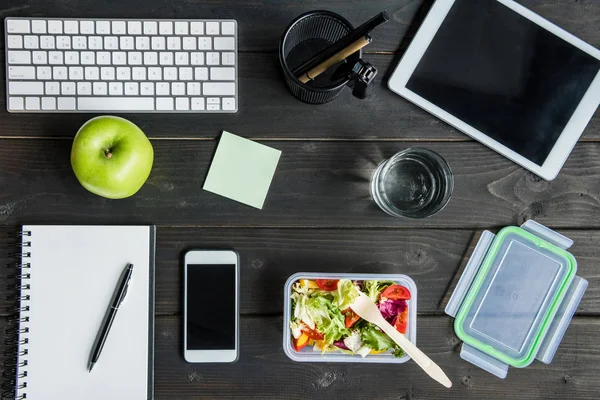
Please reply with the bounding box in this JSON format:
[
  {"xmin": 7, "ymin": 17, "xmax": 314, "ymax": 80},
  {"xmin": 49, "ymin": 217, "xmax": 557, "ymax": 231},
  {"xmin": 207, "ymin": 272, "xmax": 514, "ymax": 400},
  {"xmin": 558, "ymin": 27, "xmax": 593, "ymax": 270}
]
[{"xmin": 388, "ymin": 0, "xmax": 600, "ymax": 180}]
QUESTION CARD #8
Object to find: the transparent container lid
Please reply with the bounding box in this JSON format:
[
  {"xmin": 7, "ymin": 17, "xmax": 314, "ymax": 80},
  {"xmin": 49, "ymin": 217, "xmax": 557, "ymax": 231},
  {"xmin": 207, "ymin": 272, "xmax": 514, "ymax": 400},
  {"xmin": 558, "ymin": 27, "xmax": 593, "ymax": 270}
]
[{"xmin": 454, "ymin": 227, "xmax": 576, "ymax": 367}]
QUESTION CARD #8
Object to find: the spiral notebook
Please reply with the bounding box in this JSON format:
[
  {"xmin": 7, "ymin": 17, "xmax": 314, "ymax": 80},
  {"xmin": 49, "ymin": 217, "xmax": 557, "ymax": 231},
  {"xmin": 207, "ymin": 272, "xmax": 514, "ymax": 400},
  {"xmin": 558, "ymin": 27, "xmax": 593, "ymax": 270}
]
[{"xmin": 8, "ymin": 225, "xmax": 155, "ymax": 400}]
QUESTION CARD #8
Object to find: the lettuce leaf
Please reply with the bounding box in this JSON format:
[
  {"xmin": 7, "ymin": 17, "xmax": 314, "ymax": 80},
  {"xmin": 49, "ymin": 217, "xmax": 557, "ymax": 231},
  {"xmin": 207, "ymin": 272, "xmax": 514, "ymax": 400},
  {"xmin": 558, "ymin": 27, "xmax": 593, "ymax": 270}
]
[
  {"xmin": 332, "ymin": 279, "xmax": 359, "ymax": 310},
  {"xmin": 364, "ymin": 280, "xmax": 395, "ymax": 303},
  {"xmin": 360, "ymin": 326, "xmax": 395, "ymax": 351}
]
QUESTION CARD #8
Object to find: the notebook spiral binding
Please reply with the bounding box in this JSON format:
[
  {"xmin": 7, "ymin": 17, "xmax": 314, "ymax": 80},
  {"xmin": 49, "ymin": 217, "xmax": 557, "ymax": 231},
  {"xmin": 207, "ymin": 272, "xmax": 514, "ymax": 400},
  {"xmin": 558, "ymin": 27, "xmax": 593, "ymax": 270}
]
[{"xmin": 1, "ymin": 231, "xmax": 31, "ymax": 400}]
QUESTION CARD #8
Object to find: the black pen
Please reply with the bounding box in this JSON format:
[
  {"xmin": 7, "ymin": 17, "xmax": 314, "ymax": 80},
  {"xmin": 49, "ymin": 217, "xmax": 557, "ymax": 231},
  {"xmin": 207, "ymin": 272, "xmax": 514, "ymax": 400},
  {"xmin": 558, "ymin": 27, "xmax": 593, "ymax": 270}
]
[{"xmin": 88, "ymin": 263, "xmax": 134, "ymax": 372}]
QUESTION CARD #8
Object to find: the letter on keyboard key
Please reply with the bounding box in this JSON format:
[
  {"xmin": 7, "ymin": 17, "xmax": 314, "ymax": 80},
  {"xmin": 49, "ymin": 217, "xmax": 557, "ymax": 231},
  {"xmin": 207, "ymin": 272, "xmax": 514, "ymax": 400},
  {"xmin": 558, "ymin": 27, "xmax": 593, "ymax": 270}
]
[
  {"xmin": 58, "ymin": 97, "xmax": 76, "ymax": 110},
  {"xmin": 77, "ymin": 82, "xmax": 92, "ymax": 95},
  {"xmin": 79, "ymin": 97, "xmax": 155, "ymax": 111},
  {"xmin": 214, "ymin": 37, "xmax": 235, "ymax": 50},
  {"xmin": 203, "ymin": 82, "xmax": 235, "ymax": 96},
  {"xmin": 210, "ymin": 67, "xmax": 235, "ymax": 81},
  {"xmin": 85, "ymin": 67, "xmax": 100, "ymax": 80},
  {"xmin": 8, "ymin": 66, "xmax": 35, "ymax": 80},
  {"xmin": 156, "ymin": 97, "xmax": 174, "ymax": 110},
  {"xmin": 8, "ymin": 51, "xmax": 31, "ymax": 64},
  {"xmin": 9, "ymin": 82, "xmax": 44, "ymax": 95},
  {"xmin": 45, "ymin": 82, "xmax": 60, "ymax": 95},
  {"xmin": 93, "ymin": 82, "xmax": 107, "ymax": 95}
]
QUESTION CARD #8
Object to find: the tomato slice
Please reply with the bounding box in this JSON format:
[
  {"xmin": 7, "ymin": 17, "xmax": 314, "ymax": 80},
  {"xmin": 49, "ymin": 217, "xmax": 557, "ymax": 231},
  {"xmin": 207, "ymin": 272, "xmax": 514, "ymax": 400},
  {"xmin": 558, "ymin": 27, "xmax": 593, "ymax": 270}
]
[
  {"xmin": 344, "ymin": 310, "xmax": 361, "ymax": 328},
  {"xmin": 301, "ymin": 324, "xmax": 324, "ymax": 340},
  {"xmin": 394, "ymin": 309, "xmax": 408, "ymax": 334},
  {"xmin": 316, "ymin": 279, "xmax": 339, "ymax": 291},
  {"xmin": 381, "ymin": 284, "xmax": 411, "ymax": 300},
  {"xmin": 293, "ymin": 333, "xmax": 310, "ymax": 351}
]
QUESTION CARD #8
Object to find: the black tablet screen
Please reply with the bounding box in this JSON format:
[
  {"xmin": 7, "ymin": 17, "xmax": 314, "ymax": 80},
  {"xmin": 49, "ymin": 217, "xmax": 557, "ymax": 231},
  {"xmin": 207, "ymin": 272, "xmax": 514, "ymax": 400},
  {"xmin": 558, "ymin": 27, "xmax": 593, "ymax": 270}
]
[{"xmin": 406, "ymin": 0, "xmax": 600, "ymax": 165}]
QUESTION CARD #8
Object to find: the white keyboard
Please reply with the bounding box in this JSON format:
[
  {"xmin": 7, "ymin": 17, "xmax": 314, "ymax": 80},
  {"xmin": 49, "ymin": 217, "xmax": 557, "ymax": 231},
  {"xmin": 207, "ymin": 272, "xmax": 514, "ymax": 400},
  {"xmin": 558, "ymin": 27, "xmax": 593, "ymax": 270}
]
[{"xmin": 4, "ymin": 17, "xmax": 238, "ymax": 113}]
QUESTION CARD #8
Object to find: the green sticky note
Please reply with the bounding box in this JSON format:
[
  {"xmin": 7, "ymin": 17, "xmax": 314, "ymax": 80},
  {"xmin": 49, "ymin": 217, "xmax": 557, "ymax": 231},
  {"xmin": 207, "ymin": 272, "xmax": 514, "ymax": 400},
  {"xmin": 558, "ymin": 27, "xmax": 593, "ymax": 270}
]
[{"xmin": 203, "ymin": 131, "xmax": 282, "ymax": 209}]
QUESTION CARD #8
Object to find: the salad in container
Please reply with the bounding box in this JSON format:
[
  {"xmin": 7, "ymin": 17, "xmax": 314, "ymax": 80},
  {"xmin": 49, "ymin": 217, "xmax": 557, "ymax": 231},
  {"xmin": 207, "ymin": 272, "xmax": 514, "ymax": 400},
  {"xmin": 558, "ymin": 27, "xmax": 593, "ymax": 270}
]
[{"xmin": 283, "ymin": 273, "xmax": 417, "ymax": 363}]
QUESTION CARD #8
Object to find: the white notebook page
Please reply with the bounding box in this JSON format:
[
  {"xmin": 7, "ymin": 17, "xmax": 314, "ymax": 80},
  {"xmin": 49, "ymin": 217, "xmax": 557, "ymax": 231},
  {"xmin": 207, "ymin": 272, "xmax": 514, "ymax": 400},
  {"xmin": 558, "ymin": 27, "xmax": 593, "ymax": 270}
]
[{"xmin": 18, "ymin": 225, "xmax": 153, "ymax": 399}]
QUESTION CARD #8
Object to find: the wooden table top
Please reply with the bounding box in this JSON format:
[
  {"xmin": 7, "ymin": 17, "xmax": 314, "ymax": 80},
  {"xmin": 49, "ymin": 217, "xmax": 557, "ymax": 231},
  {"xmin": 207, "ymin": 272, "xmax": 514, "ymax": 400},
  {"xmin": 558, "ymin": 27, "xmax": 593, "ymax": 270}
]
[{"xmin": 1, "ymin": 0, "xmax": 599, "ymax": 398}]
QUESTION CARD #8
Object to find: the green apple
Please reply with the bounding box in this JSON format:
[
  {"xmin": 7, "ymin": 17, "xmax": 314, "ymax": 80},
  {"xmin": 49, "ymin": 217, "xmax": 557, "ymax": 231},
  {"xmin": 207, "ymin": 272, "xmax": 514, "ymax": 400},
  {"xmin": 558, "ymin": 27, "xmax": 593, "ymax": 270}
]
[{"xmin": 71, "ymin": 116, "xmax": 154, "ymax": 199}]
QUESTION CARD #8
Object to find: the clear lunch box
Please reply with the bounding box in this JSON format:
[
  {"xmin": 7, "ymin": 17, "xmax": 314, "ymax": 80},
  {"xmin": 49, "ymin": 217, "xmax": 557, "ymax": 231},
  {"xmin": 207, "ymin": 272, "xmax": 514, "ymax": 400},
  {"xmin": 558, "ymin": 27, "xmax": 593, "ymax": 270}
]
[{"xmin": 283, "ymin": 272, "xmax": 417, "ymax": 363}]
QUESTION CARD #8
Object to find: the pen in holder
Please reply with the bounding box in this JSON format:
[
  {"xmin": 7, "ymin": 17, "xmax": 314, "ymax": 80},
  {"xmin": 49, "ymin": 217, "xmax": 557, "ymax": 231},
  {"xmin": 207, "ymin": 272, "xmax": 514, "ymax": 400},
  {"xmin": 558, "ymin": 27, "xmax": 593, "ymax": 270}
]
[{"xmin": 279, "ymin": 10, "xmax": 378, "ymax": 104}]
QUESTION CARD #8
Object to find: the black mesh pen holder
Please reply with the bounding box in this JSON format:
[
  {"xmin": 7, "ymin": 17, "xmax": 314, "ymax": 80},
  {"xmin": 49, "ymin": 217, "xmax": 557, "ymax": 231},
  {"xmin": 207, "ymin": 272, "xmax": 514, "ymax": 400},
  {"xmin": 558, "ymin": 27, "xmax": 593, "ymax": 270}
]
[{"xmin": 279, "ymin": 11, "xmax": 373, "ymax": 105}]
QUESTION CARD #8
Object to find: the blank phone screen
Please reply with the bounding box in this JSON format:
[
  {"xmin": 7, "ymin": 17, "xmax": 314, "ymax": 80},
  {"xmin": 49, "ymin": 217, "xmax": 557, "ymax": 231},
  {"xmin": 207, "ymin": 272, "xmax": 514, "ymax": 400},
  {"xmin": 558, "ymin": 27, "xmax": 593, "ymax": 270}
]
[
  {"xmin": 406, "ymin": 0, "xmax": 600, "ymax": 166},
  {"xmin": 186, "ymin": 264, "xmax": 236, "ymax": 350}
]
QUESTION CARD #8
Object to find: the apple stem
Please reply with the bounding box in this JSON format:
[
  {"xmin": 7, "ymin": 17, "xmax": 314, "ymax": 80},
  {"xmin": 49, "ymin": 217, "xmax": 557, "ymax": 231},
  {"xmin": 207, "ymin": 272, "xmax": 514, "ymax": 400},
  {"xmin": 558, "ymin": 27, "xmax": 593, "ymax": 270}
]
[{"xmin": 104, "ymin": 149, "xmax": 112, "ymax": 159}]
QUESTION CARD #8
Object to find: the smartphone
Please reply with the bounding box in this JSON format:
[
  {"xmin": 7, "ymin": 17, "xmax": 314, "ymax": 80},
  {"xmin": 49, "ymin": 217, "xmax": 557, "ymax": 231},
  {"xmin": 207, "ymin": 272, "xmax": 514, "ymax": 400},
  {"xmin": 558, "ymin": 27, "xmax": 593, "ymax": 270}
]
[{"xmin": 184, "ymin": 250, "xmax": 239, "ymax": 363}]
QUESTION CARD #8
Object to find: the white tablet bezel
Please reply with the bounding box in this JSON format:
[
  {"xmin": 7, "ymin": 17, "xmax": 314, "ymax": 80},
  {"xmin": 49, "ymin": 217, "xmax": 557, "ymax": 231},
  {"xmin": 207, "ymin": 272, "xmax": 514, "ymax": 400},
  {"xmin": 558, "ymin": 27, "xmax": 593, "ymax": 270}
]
[
  {"xmin": 388, "ymin": 0, "xmax": 600, "ymax": 180},
  {"xmin": 184, "ymin": 250, "xmax": 239, "ymax": 363}
]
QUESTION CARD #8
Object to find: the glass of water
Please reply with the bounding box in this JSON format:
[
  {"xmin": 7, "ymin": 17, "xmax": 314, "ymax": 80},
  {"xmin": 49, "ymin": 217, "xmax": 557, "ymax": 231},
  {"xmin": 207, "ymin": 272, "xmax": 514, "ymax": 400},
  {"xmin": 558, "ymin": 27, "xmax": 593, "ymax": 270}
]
[{"xmin": 370, "ymin": 148, "xmax": 454, "ymax": 218}]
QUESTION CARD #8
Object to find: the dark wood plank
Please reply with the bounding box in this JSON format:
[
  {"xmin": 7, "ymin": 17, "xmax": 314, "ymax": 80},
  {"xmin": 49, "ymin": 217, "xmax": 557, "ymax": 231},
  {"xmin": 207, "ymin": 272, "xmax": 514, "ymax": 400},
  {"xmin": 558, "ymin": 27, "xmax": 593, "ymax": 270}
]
[
  {"xmin": 152, "ymin": 315, "xmax": 600, "ymax": 399},
  {"xmin": 0, "ymin": 139, "xmax": 600, "ymax": 228},
  {"xmin": 1, "ymin": 52, "xmax": 598, "ymax": 141}
]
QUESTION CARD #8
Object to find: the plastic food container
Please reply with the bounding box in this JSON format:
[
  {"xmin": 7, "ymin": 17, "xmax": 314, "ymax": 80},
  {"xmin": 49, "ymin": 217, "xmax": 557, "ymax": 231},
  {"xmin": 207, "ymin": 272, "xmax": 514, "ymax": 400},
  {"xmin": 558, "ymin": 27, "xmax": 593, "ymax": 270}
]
[
  {"xmin": 446, "ymin": 220, "xmax": 587, "ymax": 378},
  {"xmin": 283, "ymin": 273, "xmax": 417, "ymax": 363}
]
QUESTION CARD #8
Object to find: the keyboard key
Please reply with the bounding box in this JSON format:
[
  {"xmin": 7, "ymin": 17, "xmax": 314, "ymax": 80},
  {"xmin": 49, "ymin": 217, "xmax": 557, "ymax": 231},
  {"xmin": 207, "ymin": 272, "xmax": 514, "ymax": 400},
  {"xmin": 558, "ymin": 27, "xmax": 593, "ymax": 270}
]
[
  {"xmin": 109, "ymin": 82, "xmax": 123, "ymax": 95},
  {"xmin": 61, "ymin": 82, "xmax": 76, "ymax": 95},
  {"xmin": 183, "ymin": 37, "xmax": 196, "ymax": 50},
  {"xmin": 22, "ymin": 35, "xmax": 39, "ymax": 50},
  {"xmin": 176, "ymin": 97, "xmax": 189, "ymax": 110},
  {"xmin": 79, "ymin": 97, "xmax": 155, "ymax": 110},
  {"xmin": 214, "ymin": 37, "xmax": 235, "ymax": 50},
  {"xmin": 73, "ymin": 36, "xmax": 87, "ymax": 49},
  {"xmin": 207, "ymin": 97, "xmax": 219, "ymax": 104},
  {"xmin": 77, "ymin": 82, "xmax": 92, "ymax": 95},
  {"xmin": 156, "ymin": 97, "xmax": 174, "ymax": 110},
  {"xmin": 89, "ymin": 37, "xmax": 103, "ymax": 50},
  {"xmin": 222, "ymin": 97, "xmax": 236, "ymax": 111},
  {"xmin": 33, "ymin": 52, "xmax": 48, "ymax": 65},
  {"xmin": 96, "ymin": 21, "xmax": 110, "ymax": 34},
  {"xmin": 128, "ymin": 21, "xmax": 142, "ymax": 35},
  {"xmin": 187, "ymin": 82, "xmax": 201, "ymax": 95},
  {"xmin": 25, "ymin": 97, "xmax": 40, "ymax": 110},
  {"xmin": 172, "ymin": 82, "xmax": 185, "ymax": 95},
  {"xmin": 175, "ymin": 22, "xmax": 188, "ymax": 35},
  {"xmin": 58, "ymin": 97, "xmax": 76, "ymax": 110},
  {"xmin": 221, "ymin": 21, "xmax": 235, "ymax": 35},
  {"xmin": 144, "ymin": 52, "xmax": 158, "ymax": 65},
  {"xmin": 191, "ymin": 97, "xmax": 205, "ymax": 110},
  {"xmin": 40, "ymin": 36, "xmax": 55, "ymax": 49},
  {"xmin": 207, "ymin": 103, "xmax": 220, "ymax": 111},
  {"xmin": 206, "ymin": 52, "xmax": 220, "ymax": 65},
  {"xmin": 8, "ymin": 35, "xmax": 23, "ymax": 49},
  {"xmin": 190, "ymin": 22, "xmax": 204, "ymax": 35},
  {"xmin": 198, "ymin": 37, "xmax": 211, "ymax": 50},
  {"xmin": 164, "ymin": 67, "xmax": 177, "ymax": 80},
  {"xmin": 101, "ymin": 67, "xmax": 115, "ymax": 80},
  {"xmin": 120, "ymin": 37, "xmax": 134, "ymax": 50},
  {"xmin": 159, "ymin": 21, "xmax": 173, "ymax": 35},
  {"xmin": 132, "ymin": 67, "xmax": 146, "ymax": 80},
  {"xmin": 206, "ymin": 22, "xmax": 219, "ymax": 35},
  {"xmin": 191, "ymin": 52, "xmax": 204, "ymax": 65},
  {"xmin": 64, "ymin": 20, "xmax": 79, "ymax": 34},
  {"xmin": 31, "ymin": 20, "xmax": 47, "ymax": 34},
  {"xmin": 45, "ymin": 82, "xmax": 60, "ymax": 95},
  {"xmin": 41, "ymin": 97, "xmax": 56, "ymax": 110},
  {"xmin": 179, "ymin": 67, "xmax": 193, "ymax": 80},
  {"xmin": 93, "ymin": 82, "xmax": 107, "ymax": 95},
  {"xmin": 8, "ymin": 66, "xmax": 35, "ymax": 80},
  {"xmin": 143, "ymin": 21, "xmax": 157, "ymax": 35},
  {"xmin": 104, "ymin": 37, "xmax": 118, "ymax": 50},
  {"xmin": 9, "ymin": 81, "xmax": 44, "ymax": 95},
  {"xmin": 194, "ymin": 67, "xmax": 208, "ymax": 81},
  {"xmin": 210, "ymin": 67, "xmax": 235, "ymax": 80},
  {"xmin": 112, "ymin": 21, "xmax": 126, "ymax": 35},
  {"xmin": 7, "ymin": 19, "xmax": 31, "ymax": 34},
  {"xmin": 65, "ymin": 52, "xmax": 79, "ymax": 65},
  {"xmin": 81, "ymin": 52, "xmax": 95, "ymax": 65},
  {"xmin": 222, "ymin": 52, "xmax": 235, "ymax": 65},
  {"xmin": 148, "ymin": 67, "xmax": 162, "ymax": 80},
  {"xmin": 125, "ymin": 82, "xmax": 138, "ymax": 95},
  {"xmin": 140, "ymin": 82, "xmax": 154, "ymax": 95},
  {"xmin": 160, "ymin": 52, "xmax": 174, "ymax": 65},
  {"xmin": 167, "ymin": 37, "xmax": 181, "ymax": 50},
  {"xmin": 80, "ymin": 20, "xmax": 94, "ymax": 34},
  {"xmin": 48, "ymin": 51, "xmax": 63, "ymax": 65},
  {"xmin": 128, "ymin": 52, "xmax": 143, "ymax": 65},
  {"xmin": 57, "ymin": 36, "xmax": 71, "ymax": 49},
  {"xmin": 156, "ymin": 82, "xmax": 170, "ymax": 95},
  {"xmin": 175, "ymin": 52, "xmax": 189, "ymax": 65},
  {"xmin": 113, "ymin": 52, "xmax": 127, "ymax": 65},
  {"xmin": 9, "ymin": 96, "xmax": 24, "ymax": 110},
  {"xmin": 151, "ymin": 37, "xmax": 166, "ymax": 50},
  {"xmin": 85, "ymin": 67, "xmax": 100, "ymax": 80},
  {"xmin": 48, "ymin": 20, "xmax": 62, "ymax": 34},
  {"xmin": 136, "ymin": 37, "xmax": 150, "ymax": 50},
  {"xmin": 97, "ymin": 52, "xmax": 111, "ymax": 65},
  {"xmin": 8, "ymin": 51, "xmax": 31, "ymax": 64},
  {"xmin": 116, "ymin": 67, "xmax": 131, "ymax": 80},
  {"xmin": 37, "ymin": 66, "xmax": 51, "ymax": 79},
  {"xmin": 69, "ymin": 67, "xmax": 84, "ymax": 80},
  {"xmin": 203, "ymin": 82, "xmax": 235, "ymax": 95}
]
